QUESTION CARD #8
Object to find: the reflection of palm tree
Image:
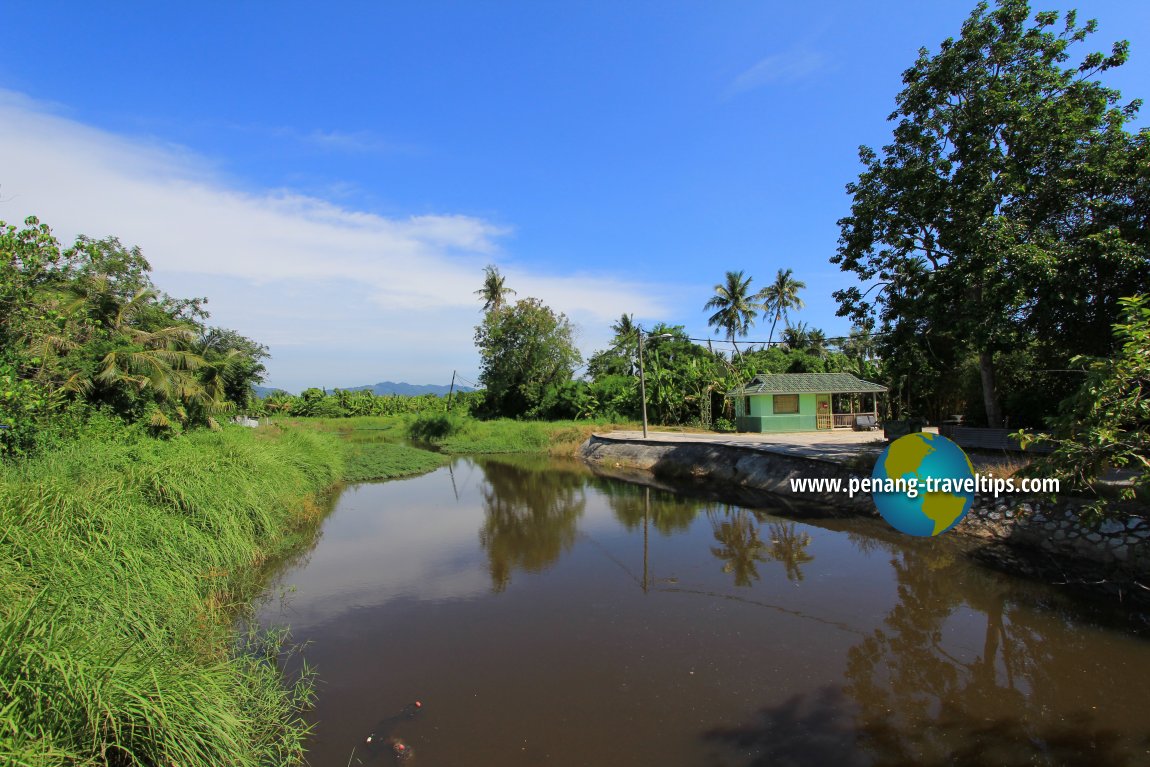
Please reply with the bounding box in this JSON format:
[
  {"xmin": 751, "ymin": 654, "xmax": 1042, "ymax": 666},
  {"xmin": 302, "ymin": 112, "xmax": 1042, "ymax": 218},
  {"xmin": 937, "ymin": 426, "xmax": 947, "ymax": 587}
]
[
  {"xmin": 709, "ymin": 508, "xmax": 769, "ymax": 587},
  {"xmin": 477, "ymin": 459, "xmax": 585, "ymax": 591},
  {"xmin": 766, "ymin": 523, "xmax": 814, "ymax": 582}
]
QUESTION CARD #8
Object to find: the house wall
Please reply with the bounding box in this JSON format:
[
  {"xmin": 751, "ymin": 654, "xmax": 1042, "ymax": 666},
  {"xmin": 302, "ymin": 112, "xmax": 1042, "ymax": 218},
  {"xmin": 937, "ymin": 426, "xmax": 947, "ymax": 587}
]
[{"xmin": 738, "ymin": 393, "xmax": 818, "ymax": 432}]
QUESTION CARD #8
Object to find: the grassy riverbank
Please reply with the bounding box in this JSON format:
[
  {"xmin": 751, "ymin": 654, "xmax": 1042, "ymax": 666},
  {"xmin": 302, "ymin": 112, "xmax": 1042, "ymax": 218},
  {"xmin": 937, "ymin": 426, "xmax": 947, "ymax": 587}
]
[
  {"xmin": 276, "ymin": 413, "xmax": 636, "ymax": 459},
  {"xmin": 0, "ymin": 426, "xmax": 343, "ymax": 767}
]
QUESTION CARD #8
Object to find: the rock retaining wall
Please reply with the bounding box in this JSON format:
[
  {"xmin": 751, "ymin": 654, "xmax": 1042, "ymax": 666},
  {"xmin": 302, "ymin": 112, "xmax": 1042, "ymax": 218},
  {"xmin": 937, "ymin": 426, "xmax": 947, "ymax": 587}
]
[{"xmin": 581, "ymin": 435, "xmax": 1150, "ymax": 596}]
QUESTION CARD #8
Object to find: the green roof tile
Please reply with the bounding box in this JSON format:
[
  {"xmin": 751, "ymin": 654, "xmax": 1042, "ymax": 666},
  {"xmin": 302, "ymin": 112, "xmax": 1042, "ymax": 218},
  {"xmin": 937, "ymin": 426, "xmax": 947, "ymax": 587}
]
[{"xmin": 727, "ymin": 373, "xmax": 887, "ymax": 396}]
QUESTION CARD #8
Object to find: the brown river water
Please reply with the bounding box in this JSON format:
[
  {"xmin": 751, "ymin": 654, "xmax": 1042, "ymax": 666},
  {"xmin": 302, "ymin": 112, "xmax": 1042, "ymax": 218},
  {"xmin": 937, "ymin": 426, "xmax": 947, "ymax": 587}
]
[{"xmin": 257, "ymin": 455, "xmax": 1150, "ymax": 767}]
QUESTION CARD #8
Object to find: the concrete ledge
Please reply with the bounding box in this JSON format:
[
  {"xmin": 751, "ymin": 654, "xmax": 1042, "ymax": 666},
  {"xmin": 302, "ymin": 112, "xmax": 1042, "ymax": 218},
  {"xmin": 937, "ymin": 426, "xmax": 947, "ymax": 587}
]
[
  {"xmin": 580, "ymin": 434, "xmax": 876, "ymax": 515},
  {"xmin": 580, "ymin": 433, "xmax": 1150, "ymax": 604}
]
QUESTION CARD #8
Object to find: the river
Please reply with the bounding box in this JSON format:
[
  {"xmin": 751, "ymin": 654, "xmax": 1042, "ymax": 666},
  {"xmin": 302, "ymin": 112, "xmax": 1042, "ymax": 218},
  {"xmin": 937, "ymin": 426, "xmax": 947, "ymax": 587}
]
[{"xmin": 257, "ymin": 455, "xmax": 1150, "ymax": 766}]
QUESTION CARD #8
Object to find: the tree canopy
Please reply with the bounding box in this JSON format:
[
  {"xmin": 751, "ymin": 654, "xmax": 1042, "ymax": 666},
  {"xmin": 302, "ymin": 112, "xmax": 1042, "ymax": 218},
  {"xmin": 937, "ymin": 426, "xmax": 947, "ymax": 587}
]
[
  {"xmin": 704, "ymin": 270, "xmax": 759, "ymax": 355},
  {"xmin": 832, "ymin": 0, "xmax": 1149, "ymax": 427},
  {"xmin": 757, "ymin": 268, "xmax": 806, "ymax": 347},
  {"xmin": 474, "ymin": 297, "xmax": 582, "ymax": 418},
  {"xmin": 0, "ymin": 217, "xmax": 268, "ymax": 455},
  {"xmin": 475, "ymin": 264, "xmax": 516, "ymax": 314}
]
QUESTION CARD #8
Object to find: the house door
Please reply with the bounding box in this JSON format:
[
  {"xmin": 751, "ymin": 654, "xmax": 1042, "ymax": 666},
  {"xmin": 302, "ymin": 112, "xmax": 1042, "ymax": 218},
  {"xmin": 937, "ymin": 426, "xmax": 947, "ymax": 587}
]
[{"xmin": 815, "ymin": 394, "xmax": 832, "ymax": 429}]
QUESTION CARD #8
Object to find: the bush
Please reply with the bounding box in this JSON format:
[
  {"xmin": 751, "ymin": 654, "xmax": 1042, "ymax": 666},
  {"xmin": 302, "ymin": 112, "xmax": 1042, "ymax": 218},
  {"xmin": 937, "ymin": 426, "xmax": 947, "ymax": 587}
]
[
  {"xmin": 407, "ymin": 412, "xmax": 468, "ymax": 441},
  {"xmin": 713, "ymin": 417, "xmax": 736, "ymax": 433}
]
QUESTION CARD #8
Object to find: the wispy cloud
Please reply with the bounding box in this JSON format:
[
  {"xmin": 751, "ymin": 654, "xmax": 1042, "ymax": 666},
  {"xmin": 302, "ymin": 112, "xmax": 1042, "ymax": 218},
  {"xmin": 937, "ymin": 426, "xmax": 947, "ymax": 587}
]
[
  {"xmin": 0, "ymin": 89, "xmax": 670, "ymax": 390},
  {"xmin": 726, "ymin": 46, "xmax": 828, "ymax": 96},
  {"xmin": 282, "ymin": 126, "xmax": 416, "ymax": 155}
]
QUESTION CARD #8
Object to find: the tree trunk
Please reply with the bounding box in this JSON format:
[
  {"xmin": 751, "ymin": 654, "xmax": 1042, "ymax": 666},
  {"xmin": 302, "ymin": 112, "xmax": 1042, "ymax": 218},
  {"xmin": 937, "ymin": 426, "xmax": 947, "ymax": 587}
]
[{"xmin": 979, "ymin": 350, "xmax": 1003, "ymax": 427}]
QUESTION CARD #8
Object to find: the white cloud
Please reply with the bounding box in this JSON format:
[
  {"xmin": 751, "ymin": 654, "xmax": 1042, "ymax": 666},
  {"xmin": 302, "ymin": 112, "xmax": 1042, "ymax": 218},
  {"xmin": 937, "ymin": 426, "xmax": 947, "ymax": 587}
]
[
  {"xmin": 0, "ymin": 89, "xmax": 670, "ymax": 390},
  {"xmin": 727, "ymin": 47, "xmax": 828, "ymax": 95}
]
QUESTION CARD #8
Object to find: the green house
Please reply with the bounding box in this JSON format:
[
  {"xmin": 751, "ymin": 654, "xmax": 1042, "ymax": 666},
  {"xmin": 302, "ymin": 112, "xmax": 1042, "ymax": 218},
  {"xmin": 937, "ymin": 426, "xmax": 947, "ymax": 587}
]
[{"xmin": 727, "ymin": 373, "xmax": 887, "ymax": 433}]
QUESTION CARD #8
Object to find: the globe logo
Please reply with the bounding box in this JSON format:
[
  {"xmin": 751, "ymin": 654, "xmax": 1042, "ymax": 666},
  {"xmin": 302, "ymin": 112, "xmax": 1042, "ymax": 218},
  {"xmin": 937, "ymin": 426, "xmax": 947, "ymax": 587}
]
[{"xmin": 871, "ymin": 433, "xmax": 975, "ymax": 536}]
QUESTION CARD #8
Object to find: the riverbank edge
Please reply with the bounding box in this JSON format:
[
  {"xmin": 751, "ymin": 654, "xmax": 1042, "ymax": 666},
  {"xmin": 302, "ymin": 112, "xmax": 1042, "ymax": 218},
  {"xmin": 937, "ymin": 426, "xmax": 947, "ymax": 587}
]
[
  {"xmin": 580, "ymin": 434, "xmax": 1150, "ymax": 604},
  {"xmin": 0, "ymin": 427, "xmax": 345, "ymax": 766}
]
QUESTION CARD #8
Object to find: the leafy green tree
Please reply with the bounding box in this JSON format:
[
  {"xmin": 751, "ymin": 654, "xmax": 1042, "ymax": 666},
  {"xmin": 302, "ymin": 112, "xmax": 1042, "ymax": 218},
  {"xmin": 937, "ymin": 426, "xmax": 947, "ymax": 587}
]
[
  {"xmin": 704, "ymin": 270, "xmax": 758, "ymax": 356},
  {"xmin": 586, "ymin": 313, "xmax": 640, "ymax": 380},
  {"xmin": 474, "ymin": 297, "xmax": 581, "ymax": 418},
  {"xmin": 474, "ymin": 264, "xmax": 516, "ymax": 314},
  {"xmin": 0, "ymin": 217, "xmax": 274, "ymax": 448},
  {"xmin": 756, "ymin": 268, "xmax": 806, "ymax": 347},
  {"xmin": 1019, "ymin": 295, "xmax": 1150, "ymax": 512},
  {"xmin": 194, "ymin": 328, "xmax": 269, "ymax": 411},
  {"xmin": 832, "ymin": 0, "xmax": 1147, "ymax": 427}
]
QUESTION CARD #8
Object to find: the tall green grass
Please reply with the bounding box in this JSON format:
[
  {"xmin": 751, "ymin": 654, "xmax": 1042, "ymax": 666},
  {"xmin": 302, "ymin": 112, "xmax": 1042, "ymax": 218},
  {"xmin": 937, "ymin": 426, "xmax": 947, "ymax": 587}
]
[
  {"xmin": 0, "ymin": 426, "xmax": 343, "ymax": 766},
  {"xmin": 406, "ymin": 414, "xmax": 632, "ymax": 456}
]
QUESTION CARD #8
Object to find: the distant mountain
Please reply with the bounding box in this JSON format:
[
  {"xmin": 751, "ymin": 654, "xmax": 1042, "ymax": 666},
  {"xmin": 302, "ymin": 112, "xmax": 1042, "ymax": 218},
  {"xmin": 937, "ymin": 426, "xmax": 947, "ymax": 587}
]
[
  {"xmin": 346, "ymin": 381, "xmax": 475, "ymax": 397},
  {"xmin": 252, "ymin": 385, "xmax": 291, "ymax": 398}
]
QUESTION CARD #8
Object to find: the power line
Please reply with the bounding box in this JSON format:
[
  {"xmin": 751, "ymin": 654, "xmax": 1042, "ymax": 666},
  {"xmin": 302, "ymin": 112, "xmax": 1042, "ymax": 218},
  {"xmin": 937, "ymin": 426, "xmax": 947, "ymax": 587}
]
[{"xmin": 642, "ymin": 331, "xmax": 891, "ymax": 347}]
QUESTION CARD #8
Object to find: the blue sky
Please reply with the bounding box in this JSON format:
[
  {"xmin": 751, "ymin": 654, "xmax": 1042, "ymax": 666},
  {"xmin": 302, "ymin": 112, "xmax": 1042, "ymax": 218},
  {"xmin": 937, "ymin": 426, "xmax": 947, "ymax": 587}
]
[{"xmin": 2, "ymin": 1, "xmax": 1147, "ymax": 391}]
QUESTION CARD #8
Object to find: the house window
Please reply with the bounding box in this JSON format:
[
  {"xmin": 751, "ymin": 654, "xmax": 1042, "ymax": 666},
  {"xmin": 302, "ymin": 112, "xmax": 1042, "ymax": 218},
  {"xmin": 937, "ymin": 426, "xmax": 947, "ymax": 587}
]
[
  {"xmin": 773, "ymin": 394, "xmax": 799, "ymax": 414},
  {"xmin": 744, "ymin": 396, "xmax": 751, "ymax": 415}
]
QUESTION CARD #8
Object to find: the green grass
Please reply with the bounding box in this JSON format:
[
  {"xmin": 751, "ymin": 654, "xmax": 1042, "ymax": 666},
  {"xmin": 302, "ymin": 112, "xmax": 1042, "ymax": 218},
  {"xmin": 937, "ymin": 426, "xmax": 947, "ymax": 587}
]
[
  {"xmin": 342, "ymin": 439, "xmax": 448, "ymax": 482},
  {"xmin": 274, "ymin": 413, "xmax": 636, "ymax": 460},
  {"xmin": 406, "ymin": 414, "xmax": 633, "ymax": 456},
  {"xmin": 0, "ymin": 425, "xmax": 343, "ymax": 767}
]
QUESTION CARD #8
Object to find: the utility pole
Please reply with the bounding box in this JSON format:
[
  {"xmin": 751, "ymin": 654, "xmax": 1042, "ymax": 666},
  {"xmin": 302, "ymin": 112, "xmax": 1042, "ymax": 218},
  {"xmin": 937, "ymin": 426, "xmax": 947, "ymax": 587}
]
[
  {"xmin": 446, "ymin": 371, "xmax": 456, "ymax": 411},
  {"xmin": 638, "ymin": 332, "xmax": 649, "ymax": 438}
]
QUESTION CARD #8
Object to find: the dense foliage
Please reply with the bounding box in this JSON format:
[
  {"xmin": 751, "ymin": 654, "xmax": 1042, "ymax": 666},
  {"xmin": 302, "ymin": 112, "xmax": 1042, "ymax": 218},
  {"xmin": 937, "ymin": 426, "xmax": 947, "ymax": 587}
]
[
  {"xmin": 475, "ymin": 297, "xmax": 582, "ymax": 419},
  {"xmin": 0, "ymin": 217, "xmax": 269, "ymax": 456},
  {"xmin": 1019, "ymin": 295, "xmax": 1150, "ymax": 509},
  {"xmin": 832, "ymin": 0, "xmax": 1150, "ymax": 427},
  {"xmin": 0, "ymin": 426, "xmax": 343, "ymax": 766},
  {"xmin": 254, "ymin": 386, "xmax": 483, "ymax": 419}
]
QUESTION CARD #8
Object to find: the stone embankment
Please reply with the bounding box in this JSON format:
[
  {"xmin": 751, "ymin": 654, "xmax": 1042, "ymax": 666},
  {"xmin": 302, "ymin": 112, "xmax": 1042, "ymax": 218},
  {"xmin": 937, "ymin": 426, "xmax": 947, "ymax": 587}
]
[{"xmin": 581, "ymin": 434, "xmax": 1149, "ymax": 600}]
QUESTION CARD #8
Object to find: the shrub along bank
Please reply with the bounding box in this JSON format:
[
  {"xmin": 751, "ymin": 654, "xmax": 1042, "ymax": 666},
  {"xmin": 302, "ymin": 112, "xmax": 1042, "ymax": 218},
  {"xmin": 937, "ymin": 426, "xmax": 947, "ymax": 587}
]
[
  {"xmin": 275, "ymin": 413, "xmax": 638, "ymax": 461},
  {"xmin": 0, "ymin": 426, "xmax": 343, "ymax": 767},
  {"xmin": 404, "ymin": 413, "xmax": 633, "ymax": 456}
]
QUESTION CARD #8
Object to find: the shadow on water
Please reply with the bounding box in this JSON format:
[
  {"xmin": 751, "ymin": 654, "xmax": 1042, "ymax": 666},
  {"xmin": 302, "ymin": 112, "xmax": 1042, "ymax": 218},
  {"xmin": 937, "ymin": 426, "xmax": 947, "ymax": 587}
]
[
  {"xmin": 704, "ymin": 684, "xmax": 1146, "ymax": 767},
  {"xmin": 705, "ymin": 538, "xmax": 1150, "ymax": 766}
]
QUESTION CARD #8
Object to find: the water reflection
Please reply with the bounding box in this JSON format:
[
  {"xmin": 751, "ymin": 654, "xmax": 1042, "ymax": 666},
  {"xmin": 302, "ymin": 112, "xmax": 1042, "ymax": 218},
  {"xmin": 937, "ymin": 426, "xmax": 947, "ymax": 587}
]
[
  {"xmin": 707, "ymin": 509, "xmax": 815, "ymax": 587},
  {"xmin": 477, "ymin": 457, "xmax": 586, "ymax": 591},
  {"xmin": 600, "ymin": 481, "xmax": 700, "ymax": 534},
  {"xmin": 257, "ymin": 458, "xmax": 1150, "ymax": 767},
  {"xmin": 708, "ymin": 540, "xmax": 1150, "ymax": 765},
  {"xmin": 709, "ymin": 508, "xmax": 770, "ymax": 587}
]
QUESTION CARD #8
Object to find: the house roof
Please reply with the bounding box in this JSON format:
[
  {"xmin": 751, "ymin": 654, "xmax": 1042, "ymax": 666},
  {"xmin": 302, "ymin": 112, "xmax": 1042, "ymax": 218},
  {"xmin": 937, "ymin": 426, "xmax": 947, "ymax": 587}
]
[{"xmin": 727, "ymin": 373, "xmax": 887, "ymax": 396}]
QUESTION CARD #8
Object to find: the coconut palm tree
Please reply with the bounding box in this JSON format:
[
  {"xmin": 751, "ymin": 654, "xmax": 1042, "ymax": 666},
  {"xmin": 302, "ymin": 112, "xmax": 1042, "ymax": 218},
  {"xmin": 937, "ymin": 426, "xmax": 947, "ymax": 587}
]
[
  {"xmin": 757, "ymin": 268, "xmax": 807, "ymax": 347},
  {"xmin": 474, "ymin": 265, "xmax": 516, "ymax": 314},
  {"xmin": 704, "ymin": 270, "xmax": 759, "ymax": 357},
  {"xmin": 609, "ymin": 313, "xmax": 639, "ymax": 375}
]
